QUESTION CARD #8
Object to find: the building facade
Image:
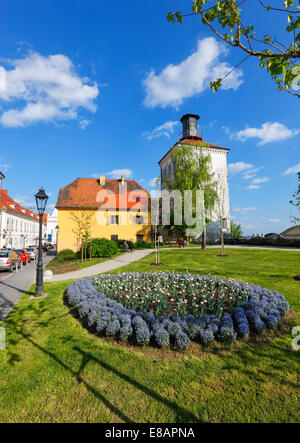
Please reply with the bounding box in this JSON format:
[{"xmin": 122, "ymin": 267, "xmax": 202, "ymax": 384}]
[
  {"xmin": 56, "ymin": 175, "xmax": 151, "ymax": 252},
  {"xmin": 0, "ymin": 189, "xmax": 41, "ymax": 249},
  {"xmin": 46, "ymin": 208, "xmax": 58, "ymax": 244},
  {"xmin": 281, "ymin": 225, "xmax": 300, "ymax": 240},
  {"xmin": 158, "ymin": 114, "xmax": 230, "ymax": 236}
]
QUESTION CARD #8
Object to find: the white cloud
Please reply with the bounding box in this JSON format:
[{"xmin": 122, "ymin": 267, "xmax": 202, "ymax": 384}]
[
  {"xmin": 106, "ymin": 169, "xmax": 133, "ymax": 179},
  {"xmin": 242, "ymin": 167, "xmax": 264, "ymax": 180},
  {"xmin": 283, "ymin": 163, "xmax": 300, "ymax": 175},
  {"xmin": 228, "ymin": 162, "xmax": 253, "ymax": 174},
  {"xmin": 143, "ymin": 121, "xmax": 179, "ymax": 140},
  {"xmin": 143, "ymin": 37, "xmax": 243, "ymax": 108},
  {"xmin": 0, "ymin": 52, "xmax": 99, "ymax": 127},
  {"xmin": 79, "ymin": 119, "xmax": 90, "ymax": 130},
  {"xmin": 148, "ymin": 177, "xmax": 160, "ymax": 188},
  {"xmin": 246, "ymin": 184, "xmax": 260, "ymax": 190},
  {"xmin": 232, "ymin": 207, "xmax": 256, "ymax": 213},
  {"xmin": 251, "ymin": 177, "xmax": 270, "ymax": 184},
  {"xmin": 269, "ymin": 218, "xmax": 280, "ymax": 223},
  {"xmin": 0, "ymin": 158, "xmax": 11, "ymax": 172},
  {"xmin": 236, "ymin": 122, "xmax": 299, "ymax": 146},
  {"xmin": 14, "ymin": 194, "xmax": 36, "ymax": 208}
]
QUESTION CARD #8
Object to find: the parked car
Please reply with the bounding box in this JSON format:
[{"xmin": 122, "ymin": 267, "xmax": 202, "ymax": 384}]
[
  {"xmin": 26, "ymin": 247, "xmax": 37, "ymax": 261},
  {"xmin": 0, "ymin": 250, "xmax": 21, "ymax": 272},
  {"xmin": 15, "ymin": 249, "xmax": 31, "ymax": 265},
  {"xmin": 264, "ymin": 233, "xmax": 280, "ymax": 240}
]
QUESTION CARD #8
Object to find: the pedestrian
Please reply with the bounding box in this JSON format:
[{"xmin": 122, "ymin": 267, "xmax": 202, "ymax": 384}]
[{"xmin": 158, "ymin": 235, "xmax": 163, "ymax": 246}]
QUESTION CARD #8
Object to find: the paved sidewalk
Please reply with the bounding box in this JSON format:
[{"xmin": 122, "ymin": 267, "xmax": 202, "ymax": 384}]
[
  {"xmin": 50, "ymin": 244, "xmax": 300, "ymax": 282},
  {"xmin": 51, "ymin": 250, "xmax": 155, "ymax": 282},
  {"xmin": 0, "ymin": 255, "xmax": 52, "ymax": 322}
]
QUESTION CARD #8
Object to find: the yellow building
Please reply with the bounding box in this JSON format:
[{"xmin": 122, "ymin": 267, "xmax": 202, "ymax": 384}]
[{"xmin": 56, "ymin": 175, "xmax": 151, "ymax": 252}]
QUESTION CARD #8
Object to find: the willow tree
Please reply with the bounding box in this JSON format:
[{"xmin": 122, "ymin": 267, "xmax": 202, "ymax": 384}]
[{"xmin": 165, "ymin": 142, "xmax": 218, "ymax": 247}]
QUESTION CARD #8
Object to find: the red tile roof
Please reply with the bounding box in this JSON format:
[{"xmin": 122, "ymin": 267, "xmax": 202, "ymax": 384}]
[
  {"xmin": 0, "ymin": 190, "xmax": 41, "ymax": 222},
  {"xmin": 56, "ymin": 178, "xmax": 149, "ymax": 210}
]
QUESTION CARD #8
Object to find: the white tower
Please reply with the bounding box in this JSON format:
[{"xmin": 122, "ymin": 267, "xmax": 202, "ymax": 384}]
[{"xmin": 158, "ymin": 114, "xmax": 230, "ymax": 234}]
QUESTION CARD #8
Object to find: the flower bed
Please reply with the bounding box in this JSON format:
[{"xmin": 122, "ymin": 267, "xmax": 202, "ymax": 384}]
[
  {"xmin": 94, "ymin": 273, "xmax": 249, "ymax": 318},
  {"xmin": 66, "ymin": 274, "xmax": 290, "ymax": 351}
]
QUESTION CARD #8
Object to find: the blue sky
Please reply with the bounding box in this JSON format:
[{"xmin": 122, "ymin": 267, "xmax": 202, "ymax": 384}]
[{"xmin": 0, "ymin": 0, "xmax": 299, "ymax": 235}]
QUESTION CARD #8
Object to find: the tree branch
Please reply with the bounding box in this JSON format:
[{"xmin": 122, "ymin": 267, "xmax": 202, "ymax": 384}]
[{"xmin": 258, "ymin": 0, "xmax": 300, "ymax": 13}]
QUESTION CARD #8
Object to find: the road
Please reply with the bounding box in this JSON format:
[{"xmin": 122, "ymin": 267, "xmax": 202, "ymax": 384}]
[{"xmin": 0, "ymin": 254, "xmax": 53, "ymax": 322}]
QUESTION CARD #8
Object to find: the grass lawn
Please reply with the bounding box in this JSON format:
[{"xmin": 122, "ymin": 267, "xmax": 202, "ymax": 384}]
[
  {"xmin": 0, "ymin": 248, "xmax": 299, "ymax": 423},
  {"xmin": 46, "ymin": 252, "xmax": 123, "ymax": 275}
]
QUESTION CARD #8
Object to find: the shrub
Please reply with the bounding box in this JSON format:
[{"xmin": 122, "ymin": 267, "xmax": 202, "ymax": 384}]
[
  {"xmin": 56, "ymin": 249, "xmax": 76, "ymax": 262},
  {"xmin": 86, "ymin": 238, "xmax": 119, "ymax": 258},
  {"xmin": 199, "ymin": 328, "xmax": 215, "ymax": 346},
  {"xmin": 119, "ymin": 324, "xmax": 133, "ymax": 341},
  {"xmin": 106, "ymin": 320, "xmax": 121, "ymax": 337},
  {"xmin": 173, "ymin": 331, "xmax": 190, "ymax": 350},
  {"xmin": 154, "ymin": 328, "xmax": 170, "ymax": 348},
  {"xmin": 135, "ymin": 240, "xmax": 154, "ymax": 249}
]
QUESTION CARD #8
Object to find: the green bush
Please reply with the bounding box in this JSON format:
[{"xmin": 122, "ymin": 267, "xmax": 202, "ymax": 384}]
[
  {"xmin": 135, "ymin": 240, "xmax": 154, "ymax": 249},
  {"xmin": 85, "ymin": 238, "xmax": 119, "ymax": 258},
  {"xmin": 56, "ymin": 249, "xmax": 76, "ymax": 262}
]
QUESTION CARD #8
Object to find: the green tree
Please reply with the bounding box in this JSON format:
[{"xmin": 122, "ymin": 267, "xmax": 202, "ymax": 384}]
[
  {"xmin": 290, "ymin": 172, "xmax": 300, "ymax": 223},
  {"xmin": 165, "ymin": 142, "xmax": 218, "ymax": 247},
  {"xmin": 231, "ymin": 221, "xmax": 243, "ymax": 239},
  {"xmin": 168, "ymin": 1, "xmax": 300, "ymax": 98}
]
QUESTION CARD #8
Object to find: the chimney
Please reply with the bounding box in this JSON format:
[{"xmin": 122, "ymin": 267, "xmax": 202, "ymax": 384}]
[
  {"xmin": 100, "ymin": 175, "xmax": 105, "ymax": 186},
  {"xmin": 121, "ymin": 175, "xmax": 125, "ymax": 185},
  {"xmin": 180, "ymin": 114, "xmax": 201, "ymax": 141}
]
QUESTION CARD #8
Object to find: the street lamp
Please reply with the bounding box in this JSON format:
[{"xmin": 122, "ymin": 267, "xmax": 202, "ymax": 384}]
[
  {"xmin": 35, "ymin": 187, "xmax": 48, "ymax": 296},
  {"xmin": 55, "ymin": 225, "xmax": 59, "ymax": 256}
]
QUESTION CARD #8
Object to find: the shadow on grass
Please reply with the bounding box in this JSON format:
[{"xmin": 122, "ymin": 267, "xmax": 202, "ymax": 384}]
[
  {"xmin": 4, "ymin": 300, "xmax": 200, "ymax": 423},
  {"xmin": 72, "ymin": 345, "xmax": 200, "ymax": 422}
]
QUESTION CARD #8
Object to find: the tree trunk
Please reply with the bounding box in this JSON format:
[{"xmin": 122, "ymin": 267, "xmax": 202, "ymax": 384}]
[
  {"xmin": 202, "ymin": 226, "xmax": 207, "ymax": 251},
  {"xmin": 221, "ymin": 231, "xmax": 225, "ymax": 256}
]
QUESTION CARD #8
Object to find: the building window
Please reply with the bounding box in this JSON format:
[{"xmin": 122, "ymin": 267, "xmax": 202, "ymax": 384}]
[
  {"xmin": 111, "ymin": 235, "xmax": 118, "ymax": 241},
  {"xmin": 109, "ymin": 215, "xmax": 119, "ymax": 225},
  {"xmin": 136, "ymin": 235, "xmax": 144, "ymax": 242},
  {"xmin": 135, "ymin": 215, "xmax": 144, "ymax": 225},
  {"xmin": 164, "ymin": 168, "xmax": 167, "ymax": 177},
  {"xmin": 168, "ymin": 164, "xmax": 171, "ymax": 176}
]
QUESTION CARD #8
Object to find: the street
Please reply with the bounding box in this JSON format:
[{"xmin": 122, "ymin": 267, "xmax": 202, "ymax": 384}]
[{"xmin": 0, "ymin": 254, "xmax": 53, "ymax": 321}]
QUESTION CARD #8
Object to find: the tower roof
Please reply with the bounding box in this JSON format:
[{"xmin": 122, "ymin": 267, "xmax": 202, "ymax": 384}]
[{"xmin": 180, "ymin": 114, "xmax": 200, "ymax": 123}]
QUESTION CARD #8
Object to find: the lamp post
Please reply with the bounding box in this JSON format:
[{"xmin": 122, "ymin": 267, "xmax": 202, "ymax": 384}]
[
  {"xmin": 55, "ymin": 225, "xmax": 59, "ymax": 256},
  {"xmin": 35, "ymin": 187, "xmax": 48, "ymax": 296}
]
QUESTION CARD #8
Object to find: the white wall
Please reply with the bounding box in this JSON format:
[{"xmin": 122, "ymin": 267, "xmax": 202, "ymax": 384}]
[
  {"xmin": 46, "ymin": 208, "xmax": 58, "ymax": 244},
  {"xmin": 0, "ymin": 210, "xmax": 40, "ymax": 248}
]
